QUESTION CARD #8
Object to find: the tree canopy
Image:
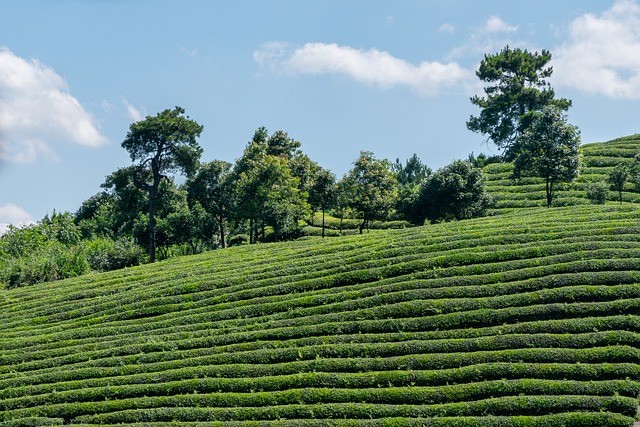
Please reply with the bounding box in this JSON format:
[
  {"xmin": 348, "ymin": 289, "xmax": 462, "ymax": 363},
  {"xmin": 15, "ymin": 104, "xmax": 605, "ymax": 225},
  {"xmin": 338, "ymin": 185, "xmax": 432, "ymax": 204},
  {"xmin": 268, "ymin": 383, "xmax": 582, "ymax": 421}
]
[
  {"xmin": 121, "ymin": 106, "xmax": 203, "ymax": 261},
  {"xmin": 512, "ymin": 106, "xmax": 581, "ymax": 207},
  {"xmin": 467, "ymin": 46, "xmax": 570, "ymax": 160}
]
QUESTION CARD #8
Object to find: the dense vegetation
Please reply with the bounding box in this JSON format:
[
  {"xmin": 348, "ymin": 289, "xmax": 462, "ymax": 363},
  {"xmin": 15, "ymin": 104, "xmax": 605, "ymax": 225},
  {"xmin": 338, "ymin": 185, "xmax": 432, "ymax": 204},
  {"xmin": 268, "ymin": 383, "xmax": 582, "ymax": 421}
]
[
  {"xmin": 484, "ymin": 134, "xmax": 640, "ymax": 210},
  {"xmin": 0, "ymin": 204, "xmax": 639, "ymax": 425}
]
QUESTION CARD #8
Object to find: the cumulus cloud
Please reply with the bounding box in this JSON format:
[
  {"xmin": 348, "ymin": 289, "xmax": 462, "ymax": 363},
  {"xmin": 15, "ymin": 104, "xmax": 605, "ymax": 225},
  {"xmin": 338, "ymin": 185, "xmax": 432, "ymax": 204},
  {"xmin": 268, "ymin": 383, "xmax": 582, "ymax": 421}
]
[
  {"xmin": 254, "ymin": 42, "xmax": 471, "ymax": 96},
  {"xmin": 0, "ymin": 203, "xmax": 34, "ymax": 234},
  {"xmin": 553, "ymin": 0, "xmax": 640, "ymax": 98},
  {"xmin": 0, "ymin": 47, "xmax": 107, "ymax": 163}
]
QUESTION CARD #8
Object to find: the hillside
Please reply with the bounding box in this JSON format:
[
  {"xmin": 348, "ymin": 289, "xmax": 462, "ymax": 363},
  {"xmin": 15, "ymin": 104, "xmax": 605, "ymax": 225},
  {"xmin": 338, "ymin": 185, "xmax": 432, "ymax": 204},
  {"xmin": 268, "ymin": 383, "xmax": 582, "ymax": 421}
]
[
  {"xmin": 1, "ymin": 203, "xmax": 640, "ymax": 426},
  {"xmin": 484, "ymin": 134, "xmax": 640, "ymax": 210}
]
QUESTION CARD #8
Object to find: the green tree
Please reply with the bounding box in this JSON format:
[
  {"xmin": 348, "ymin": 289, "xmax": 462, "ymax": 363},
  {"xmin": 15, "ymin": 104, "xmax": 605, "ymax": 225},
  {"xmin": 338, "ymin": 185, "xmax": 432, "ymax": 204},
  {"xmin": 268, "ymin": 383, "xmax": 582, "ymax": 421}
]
[
  {"xmin": 186, "ymin": 160, "xmax": 234, "ymax": 248},
  {"xmin": 392, "ymin": 154, "xmax": 431, "ymax": 186},
  {"xmin": 343, "ymin": 151, "xmax": 397, "ymax": 233},
  {"xmin": 121, "ymin": 107, "xmax": 203, "ymax": 262},
  {"xmin": 608, "ymin": 163, "xmax": 628, "ymax": 204},
  {"xmin": 308, "ymin": 168, "xmax": 337, "ymax": 237},
  {"xmin": 392, "ymin": 154, "xmax": 431, "ymax": 225},
  {"xmin": 417, "ymin": 160, "xmax": 492, "ymax": 223},
  {"xmin": 512, "ymin": 106, "xmax": 580, "ymax": 207},
  {"xmin": 628, "ymin": 154, "xmax": 640, "ymax": 191},
  {"xmin": 467, "ymin": 46, "xmax": 570, "ymax": 160},
  {"xmin": 266, "ymin": 129, "xmax": 301, "ymax": 159},
  {"xmin": 585, "ymin": 181, "xmax": 608, "ymax": 205},
  {"xmin": 233, "ymin": 131, "xmax": 309, "ymax": 242}
]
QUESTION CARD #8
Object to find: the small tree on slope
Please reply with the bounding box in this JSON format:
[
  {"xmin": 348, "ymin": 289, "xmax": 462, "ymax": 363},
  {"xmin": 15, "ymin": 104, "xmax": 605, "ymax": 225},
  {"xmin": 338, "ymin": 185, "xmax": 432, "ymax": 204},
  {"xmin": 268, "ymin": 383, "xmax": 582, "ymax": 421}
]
[{"xmin": 512, "ymin": 106, "xmax": 580, "ymax": 208}]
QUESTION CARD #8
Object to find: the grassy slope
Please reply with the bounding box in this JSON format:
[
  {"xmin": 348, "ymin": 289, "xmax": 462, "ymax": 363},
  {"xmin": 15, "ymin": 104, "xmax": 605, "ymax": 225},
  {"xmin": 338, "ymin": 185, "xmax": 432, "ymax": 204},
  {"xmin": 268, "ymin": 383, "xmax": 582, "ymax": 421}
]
[
  {"xmin": 1, "ymin": 202, "xmax": 640, "ymax": 426},
  {"xmin": 484, "ymin": 134, "xmax": 640, "ymax": 210}
]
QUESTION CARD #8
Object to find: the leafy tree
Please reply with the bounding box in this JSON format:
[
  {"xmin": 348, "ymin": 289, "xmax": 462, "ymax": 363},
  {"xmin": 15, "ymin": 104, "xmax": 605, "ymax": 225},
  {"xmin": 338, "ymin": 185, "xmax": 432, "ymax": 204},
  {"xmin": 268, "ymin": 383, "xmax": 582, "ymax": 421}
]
[
  {"xmin": 392, "ymin": 154, "xmax": 430, "ymax": 186},
  {"xmin": 417, "ymin": 160, "xmax": 493, "ymax": 223},
  {"xmin": 186, "ymin": 160, "xmax": 234, "ymax": 248},
  {"xmin": 608, "ymin": 163, "xmax": 628, "ymax": 204},
  {"xmin": 308, "ymin": 168, "xmax": 337, "ymax": 237},
  {"xmin": 75, "ymin": 192, "xmax": 116, "ymax": 239},
  {"xmin": 167, "ymin": 201, "xmax": 216, "ymax": 254},
  {"xmin": 121, "ymin": 106, "xmax": 203, "ymax": 262},
  {"xmin": 628, "ymin": 154, "xmax": 640, "ymax": 191},
  {"xmin": 585, "ymin": 181, "xmax": 608, "ymax": 205},
  {"xmin": 266, "ymin": 129, "xmax": 301, "ymax": 159},
  {"xmin": 233, "ymin": 132, "xmax": 309, "ymax": 242},
  {"xmin": 512, "ymin": 106, "xmax": 580, "ymax": 208},
  {"xmin": 333, "ymin": 179, "xmax": 356, "ymax": 235},
  {"xmin": 343, "ymin": 151, "xmax": 397, "ymax": 233},
  {"xmin": 392, "ymin": 154, "xmax": 431, "ymax": 225},
  {"xmin": 467, "ymin": 46, "xmax": 570, "ymax": 160}
]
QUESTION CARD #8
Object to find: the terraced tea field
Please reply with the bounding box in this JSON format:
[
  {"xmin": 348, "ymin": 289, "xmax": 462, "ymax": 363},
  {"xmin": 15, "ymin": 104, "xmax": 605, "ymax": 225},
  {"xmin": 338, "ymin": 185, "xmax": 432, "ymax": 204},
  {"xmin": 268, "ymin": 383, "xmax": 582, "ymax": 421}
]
[
  {"xmin": 484, "ymin": 134, "xmax": 640, "ymax": 210},
  {"xmin": 1, "ymin": 204, "xmax": 640, "ymax": 426}
]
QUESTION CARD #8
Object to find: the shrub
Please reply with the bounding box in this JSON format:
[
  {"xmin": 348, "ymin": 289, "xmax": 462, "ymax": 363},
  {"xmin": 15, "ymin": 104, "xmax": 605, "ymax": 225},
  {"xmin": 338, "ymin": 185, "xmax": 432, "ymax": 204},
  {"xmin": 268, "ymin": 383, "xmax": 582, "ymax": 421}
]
[
  {"xmin": 83, "ymin": 237, "xmax": 146, "ymax": 272},
  {"xmin": 228, "ymin": 234, "xmax": 249, "ymax": 247},
  {"xmin": 0, "ymin": 242, "xmax": 89, "ymax": 289},
  {"xmin": 585, "ymin": 181, "xmax": 609, "ymax": 204}
]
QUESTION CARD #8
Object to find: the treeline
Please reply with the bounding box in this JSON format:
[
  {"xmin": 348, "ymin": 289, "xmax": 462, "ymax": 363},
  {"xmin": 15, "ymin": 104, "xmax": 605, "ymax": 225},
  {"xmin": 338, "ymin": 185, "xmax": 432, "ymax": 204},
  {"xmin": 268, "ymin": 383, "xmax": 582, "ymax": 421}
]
[{"xmin": 0, "ymin": 118, "xmax": 493, "ymax": 289}]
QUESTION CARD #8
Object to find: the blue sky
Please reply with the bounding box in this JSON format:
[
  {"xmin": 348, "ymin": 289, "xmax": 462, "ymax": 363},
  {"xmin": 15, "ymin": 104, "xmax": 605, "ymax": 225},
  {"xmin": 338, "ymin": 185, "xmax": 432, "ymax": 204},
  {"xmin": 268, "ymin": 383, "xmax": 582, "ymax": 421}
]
[{"xmin": 1, "ymin": 0, "xmax": 639, "ymax": 230}]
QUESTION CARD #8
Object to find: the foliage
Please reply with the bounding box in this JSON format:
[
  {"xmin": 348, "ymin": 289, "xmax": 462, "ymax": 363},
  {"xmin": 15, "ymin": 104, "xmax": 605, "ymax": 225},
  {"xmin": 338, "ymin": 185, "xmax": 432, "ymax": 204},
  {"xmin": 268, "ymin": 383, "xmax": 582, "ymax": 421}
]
[
  {"xmin": 585, "ymin": 181, "xmax": 609, "ymax": 205},
  {"xmin": 83, "ymin": 237, "xmax": 146, "ymax": 272},
  {"xmin": 233, "ymin": 134, "xmax": 309, "ymax": 242},
  {"xmin": 392, "ymin": 154, "xmax": 431, "ymax": 186},
  {"xmin": 308, "ymin": 168, "xmax": 338, "ymax": 237},
  {"xmin": 343, "ymin": 151, "xmax": 398, "ymax": 233},
  {"xmin": 417, "ymin": 160, "xmax": 493, "ymax": 223},
  {"xmin": 185, "ymin": 160, "xmax": 234, "ymax": 248},
  {"xmin": 467, "ymin": 46, "xmax": 570, "ymax": 160},
  {"xmin": 608, "ymin": 163, "xmax": 628, "ymax": 204},
  {"xmin": 512, "ymin": 106, "xmax": 580, "ymax": 207},
  {"xmin": 121, "ymin": 106, "xmax": 204, "ymax": 262},
  {"xmin": 1, "ymin": 206, "xmax": 640, "ymax": 424},
  {"xmin": 393, "ymin": 154, "xmax": 431, "ymax": 225}
]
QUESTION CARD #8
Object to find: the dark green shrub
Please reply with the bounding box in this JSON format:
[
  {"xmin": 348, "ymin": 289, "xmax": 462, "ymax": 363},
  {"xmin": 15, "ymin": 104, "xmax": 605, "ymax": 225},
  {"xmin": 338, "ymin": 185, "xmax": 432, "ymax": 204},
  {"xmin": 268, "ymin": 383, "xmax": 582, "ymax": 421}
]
[
  {"xmin": 228, "ymin": 234, "xmax": 250, "ymax": 247},
  {"xmin": 585, "ymin": 181, "xmax": 609, "ymax": 204},
  {"xmin": 83, "ymin": 237, "xmax": 145, "ymax": 272}
]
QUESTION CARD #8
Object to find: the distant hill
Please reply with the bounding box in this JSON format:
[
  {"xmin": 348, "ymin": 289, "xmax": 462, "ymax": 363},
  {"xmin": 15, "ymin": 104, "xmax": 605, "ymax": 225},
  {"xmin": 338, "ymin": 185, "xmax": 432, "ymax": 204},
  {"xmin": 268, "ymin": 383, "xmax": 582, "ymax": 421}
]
[
  {"xmin": 1, "ymin": 203, "xmax": 639, "ymax": 426},
  {"xmin": 484, "ymin": 134, "xmax": 640, "ymax": 210}
]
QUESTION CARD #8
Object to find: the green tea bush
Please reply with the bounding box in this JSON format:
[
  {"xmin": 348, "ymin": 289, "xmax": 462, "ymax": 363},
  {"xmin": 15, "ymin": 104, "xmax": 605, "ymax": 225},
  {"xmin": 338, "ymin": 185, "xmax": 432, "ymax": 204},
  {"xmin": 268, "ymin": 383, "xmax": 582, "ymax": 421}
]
[
  {"xmin": 585, "ymin": 181, "xmax": 609, "ymax": 204},
  {"xmin": 0, "ymin": 242, "xmax": 89, "ymax": 289},
  {"xmin": 83, "ymin": 237, "xmax": 145, "ymax": 272}
]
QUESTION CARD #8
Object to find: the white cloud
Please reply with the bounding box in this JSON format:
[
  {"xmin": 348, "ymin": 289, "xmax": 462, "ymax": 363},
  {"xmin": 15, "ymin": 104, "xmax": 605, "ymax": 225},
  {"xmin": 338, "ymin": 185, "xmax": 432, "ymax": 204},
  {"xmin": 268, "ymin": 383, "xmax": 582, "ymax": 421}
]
[
  {"xmin": 253, "ymin": 41, "xmax": 289, "ymax": 74},
  {"xmin": 447, "ymin": 15, "xmax": 528, "ymax": 60},
  {"xmin": 553, "ymin": 0, "xmax": 640, "ymax": 98},
  {"xmin": 121, "ymin": 97, "xmax": 144, "ymax": 122},
  {"xmin": 438, "ymin": 23, "xmax": 456, "ymax": 34},
  {"xmin": 254, "ymin": 42, "xmax": 471, "ymax": 96},
  {"xmin": 0, "ymin": 203, "xmax": 34, "ymax": 235},
  {"xmin": 482, "ymin": 16, "xmax": 518, "ymax": 34},
  {"xmin": 0, "ymin": 47, "xmax": 107, "ymax": 163}
]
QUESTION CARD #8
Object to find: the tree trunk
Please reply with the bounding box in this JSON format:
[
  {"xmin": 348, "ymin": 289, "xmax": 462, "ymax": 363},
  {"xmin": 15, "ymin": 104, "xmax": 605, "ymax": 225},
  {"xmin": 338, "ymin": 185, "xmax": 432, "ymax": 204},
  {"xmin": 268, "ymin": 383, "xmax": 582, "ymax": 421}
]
[
  {"xmin": 148, "ymin": 190, "xmax": 157, "ymax": 262},
  {"xmin": 218, "ymin": 216, "xmax": 226, "ymax": 248},
  {"xmin": 249, "ymin": 218, "xmax": 254, "ymax": 244},
  {"xmin": 545, "ymin": 178, "xmax": 552, "ymax": 208},
  {"xmin": 321, "ymin": 207, "xmax": 326, "ymax": 238}
]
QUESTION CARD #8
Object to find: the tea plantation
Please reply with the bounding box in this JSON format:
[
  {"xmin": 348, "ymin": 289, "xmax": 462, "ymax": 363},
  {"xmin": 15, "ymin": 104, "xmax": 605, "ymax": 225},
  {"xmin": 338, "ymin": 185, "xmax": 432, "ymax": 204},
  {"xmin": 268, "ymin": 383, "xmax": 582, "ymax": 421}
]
[
  {"xmin": 1, "ymin": 197, "xmax": 640, "ymax": 425},
  {"xmin": 484, "ymin": 134, "xmax": 640, "ymax": 210}
]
